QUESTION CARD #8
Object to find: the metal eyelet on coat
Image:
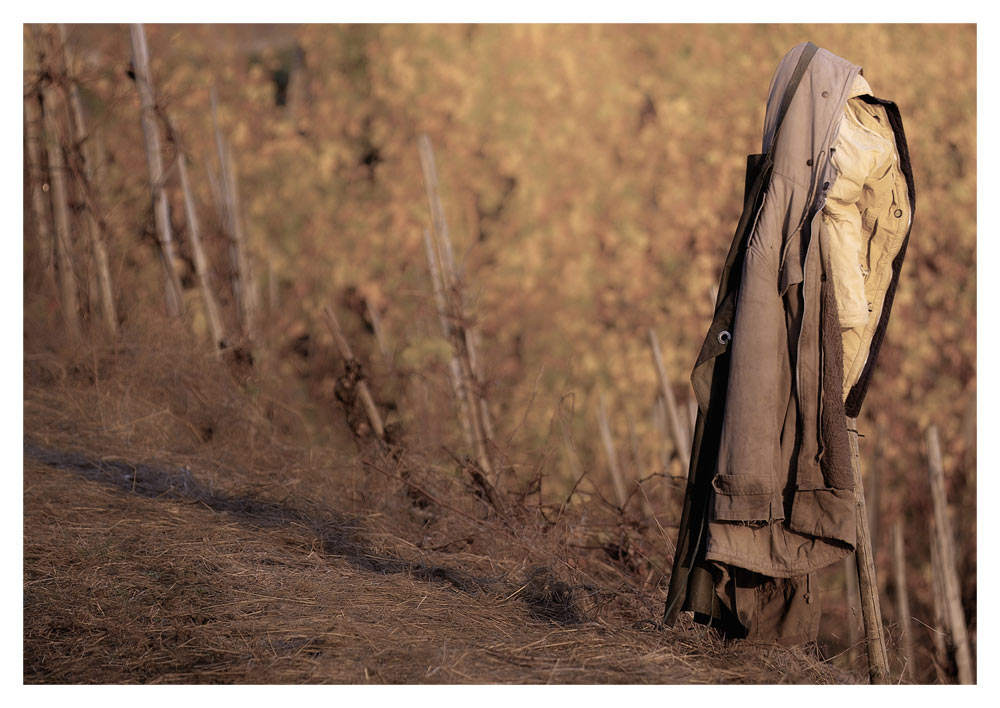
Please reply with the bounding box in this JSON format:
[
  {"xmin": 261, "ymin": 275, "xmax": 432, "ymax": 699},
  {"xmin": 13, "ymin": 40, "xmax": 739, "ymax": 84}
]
[{"xmin": 718, "ymin": 330, "xmax": 732, "ymax": 345}]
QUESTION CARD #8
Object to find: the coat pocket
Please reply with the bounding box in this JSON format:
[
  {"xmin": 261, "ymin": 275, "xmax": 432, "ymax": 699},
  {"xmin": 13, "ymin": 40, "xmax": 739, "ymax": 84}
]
[
  {"xmin": 710, "ymin": 474, "xmax": 772, "ymax": 522},
  {"xmin": 788, "ymin": 487, "xmax": 857, "ymax": 547}
]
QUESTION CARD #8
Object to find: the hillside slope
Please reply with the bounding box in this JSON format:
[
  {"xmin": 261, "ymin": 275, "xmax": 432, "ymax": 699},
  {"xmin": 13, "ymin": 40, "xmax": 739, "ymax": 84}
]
[{"xmin": 22, "ymin": 333, "xmax": 854, "ymax": 684}]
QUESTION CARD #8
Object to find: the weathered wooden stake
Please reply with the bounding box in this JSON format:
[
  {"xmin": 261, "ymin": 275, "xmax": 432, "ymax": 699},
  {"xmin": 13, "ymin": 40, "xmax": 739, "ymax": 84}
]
[
  {"xmin": 323, "ymin": 306, "xmax": 385, "ymax": 441},
  {"xmin": 925, "ymin": 424, "xmax": 974, "ymax": 684},
  {"xmin": 417, "ymin": 134, "xmax": 494, "ymax": 480},
  {"xmin": 867, "ymin": 429, "xmax": 882, "ymax": 558},
  {"xmin": 845, "ymin": 553, "xmax": 862, "ymax": 668},
  {"xmin": 223, "ymin": 138, "xmax": 257, "ymax": 338},
  {"xmin": 23, "ymin": 89, "xmax": 54, "ymax": 276},
  {"xmin": 210, "ymin": 87, "xmax": 257, "ymax": 340},
  {"xmin": 468, "ymin": 327, "xmax": 495, "ymax": 441},
  {"xmin": 422, "ymin": 227, "xmax": 475, "ymax": 449},
  {"xmin": 652, "ymin": 395, "xmax": 669, "ymax": 471},
  {"xmin": 129, "ymin": 24, "xmax": 184, "ymax": 317},
  {"xmin": 847, "ymin": 416, "xmax": 890, "ymax": 684},
  {"xmin": 59, "ymin": 24, "xmax": 117, "ymax": 339},
  {"xmin": 648, "ymin": 328, "xmax": 691, "ymax": 473},
  {"xmin": 597, "ymin": 393, "xmax": 628, "ymax": 509},
  {"xmin": 39, "ymin": 81, "xmax": 81, "ymax": 339},
  {"xmin": 929, "ymin": 522, "xmax": 951, "ymax": 683},
  {"xmin": 168, "ymin": 116, "xmax": 226, "ymax": 352},
  {"xmin": 891, "ymin": 519, "xmax": 915, "ymax": 683}
]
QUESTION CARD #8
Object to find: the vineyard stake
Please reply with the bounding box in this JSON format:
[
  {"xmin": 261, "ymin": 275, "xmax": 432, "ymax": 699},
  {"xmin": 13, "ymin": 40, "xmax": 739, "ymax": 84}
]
[
  {"xmin": 847, "ymin": 416, "xmax": 890, "ymax": 684},
  {"xmin": 58, "ymin": 23, "xmax": 117, "ymax": 339},
  {"xmin": 129, "ymin": 23, "xmax": 184, "ymax": 318},
  {"xmin": 892, "ymin": 519, "xmax": 915, "ymax": 683},
  {"xmin": 925, "ymin": 424, "xmax": 974, "ymax": 684}
]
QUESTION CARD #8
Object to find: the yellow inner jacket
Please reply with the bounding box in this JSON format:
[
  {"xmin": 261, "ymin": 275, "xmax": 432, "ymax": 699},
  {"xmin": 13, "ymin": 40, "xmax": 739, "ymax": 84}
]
[{"xmin": 824, "ymin": 74, "xmax": 912, "ymax": 398}]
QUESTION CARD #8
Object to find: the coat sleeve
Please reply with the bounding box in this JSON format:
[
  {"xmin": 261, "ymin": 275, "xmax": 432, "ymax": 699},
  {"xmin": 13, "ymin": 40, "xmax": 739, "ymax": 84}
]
[{"xmin": 710, "ymin": 175, "xmax": 795, "ymax": 523}]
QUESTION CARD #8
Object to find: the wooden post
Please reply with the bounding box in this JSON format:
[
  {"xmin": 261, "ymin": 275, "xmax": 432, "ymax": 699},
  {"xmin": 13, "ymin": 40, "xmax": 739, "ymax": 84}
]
[
  {"xmin": 868, "ymin": 429, "xmax": 882, "ymax": 561},
  {"xmin": 211, "ymin": 87, "xmax": 256, "ymax": 340},
  {"xmin": 891, "ymin": 519, "xmax": 915, "ymax": 683},
  {"xmin": 652, "ymin": 395, "xmax": 669, "ymax": 471},
  {"xmin": 844, "ymin": 553, "xmax": 862, "ymax": 669},
  {"xmin": 209, "ymin": 87, "xmax": 231, "ymax": 223},
  {"xmin": 23, "ymin": 27, "xmax": 54, "ymax": 276},
  {"xmin": 417, "ymin": 134, "xmax": 493, "ymax": 481},
  {"xmin": 129, "ymin": 23, "xmax": 184, "ymax": 318},
  {"xmin": 648, "ymin": 328, "xmax": 691, "ymax": 472},
  {"xmin": 597, "ymin": 393, "xmax": 628, "ymax": 509},
  {"xmin": 223, "ymin": 137, "xmax": 257, "ymax": 338},
  {"xmin": 929, "ymin": 522, "xmax": 951, "ymax": 682},
  {"xmin": 846, "ymin": 416, "xmax": 890, "ymax": 684},
  {"xmin": 926, "ymin": 424, "xmax": 974, "ymax": 684},
  {"xmin": 323, "ymin": 306, "xmax": 385, "ymax": 441},
  {"xmin": 170, "ymin": 120, "xmax": 226, "ymax": 352},
  {"xmin": 467, "ymin": 327, "xmax": 495, "ymax": 441},
  {"xmin": 39, "ymin": 80, "xmax": 81, "ymax": 339},
  {"xmin": 58, "ymin": 24, "xmax": 117, "ymax": 339},
  {"xmin": 24, "ymin": 89, "xmax": 54, "ymax": 276},
  {"xmin": 422, "ymin": 227, "xmax": 475, "ymax": 450}
]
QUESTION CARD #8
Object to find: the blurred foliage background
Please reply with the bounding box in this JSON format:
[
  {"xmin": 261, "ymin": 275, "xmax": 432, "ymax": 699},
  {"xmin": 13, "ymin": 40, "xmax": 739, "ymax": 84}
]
[{"xmin": 24, "ymin": 23, "xmax": 975, "ymax": 680}]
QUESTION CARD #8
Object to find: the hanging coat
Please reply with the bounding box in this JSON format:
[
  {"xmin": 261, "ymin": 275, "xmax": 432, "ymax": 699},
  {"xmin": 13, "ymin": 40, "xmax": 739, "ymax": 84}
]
[{"xmin": 663, "ymin": 42, "xmax": 915, "ymax": 644}]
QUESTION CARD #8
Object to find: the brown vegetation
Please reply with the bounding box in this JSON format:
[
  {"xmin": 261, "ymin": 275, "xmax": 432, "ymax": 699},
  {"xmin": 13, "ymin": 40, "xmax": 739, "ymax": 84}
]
[
  {"xmin": 23, "ymin": 23, "xmax": 974, "ymax": 684},
  {"xmin": 24, "ymin": 318, "xmax": 850, "ymax": 684}
]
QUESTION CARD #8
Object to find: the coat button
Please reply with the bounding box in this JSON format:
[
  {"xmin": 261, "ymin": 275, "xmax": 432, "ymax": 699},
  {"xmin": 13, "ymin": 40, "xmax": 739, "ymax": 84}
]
[
  {"xmin": 894, "ymin": 208, "xmax": 903, "ymax": 217},
  {"xmin": 822, "ymin": 181, "xmax": 830, "ymax": 191},
  {"xmin": 717, "ymin": 330, "xmax": 732, "ymax": 345},
  {"xmin": 806, "ymin": 158, "xmax": 813, "ymax": 166},
  {"xmin": 868, "ymin": 302, "xmax": 874, "ymax": 312},
  {"xmin": 821, "ymin": 90, "xmax": 830, "ymax": 98}
]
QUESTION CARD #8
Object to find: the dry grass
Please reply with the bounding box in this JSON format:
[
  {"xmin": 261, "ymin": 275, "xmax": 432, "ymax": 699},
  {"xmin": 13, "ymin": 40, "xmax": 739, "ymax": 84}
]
[{"xmin": 23, "ymin": 316, "xmax": 857, "ymax": 684}]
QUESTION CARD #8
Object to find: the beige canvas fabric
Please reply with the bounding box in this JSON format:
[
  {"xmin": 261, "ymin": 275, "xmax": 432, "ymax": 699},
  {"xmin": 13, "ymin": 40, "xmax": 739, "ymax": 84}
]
[{"xmin": 824, "ymin": 74, "xmax": 912, "ymax": 397}]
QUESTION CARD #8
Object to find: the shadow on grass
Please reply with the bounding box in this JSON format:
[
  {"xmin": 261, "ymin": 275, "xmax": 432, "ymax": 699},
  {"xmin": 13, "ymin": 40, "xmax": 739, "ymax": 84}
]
[{"xmin": 23, "ymin": 437, "xmax": 584, "ymax": 624}]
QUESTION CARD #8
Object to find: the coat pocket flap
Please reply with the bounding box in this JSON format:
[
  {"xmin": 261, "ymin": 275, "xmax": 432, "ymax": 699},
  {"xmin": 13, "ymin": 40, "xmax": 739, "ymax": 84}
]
[
  {"xmin": 788, "ymin": 487, "xmax": 856, "ymax": 547},
  {"xmin": 710, "ymin": 474, "xmax": 772, "ymax": 522},
  {"xmin": 711, "ymin": 474, "xmax": 771, "ymax": 496}
]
